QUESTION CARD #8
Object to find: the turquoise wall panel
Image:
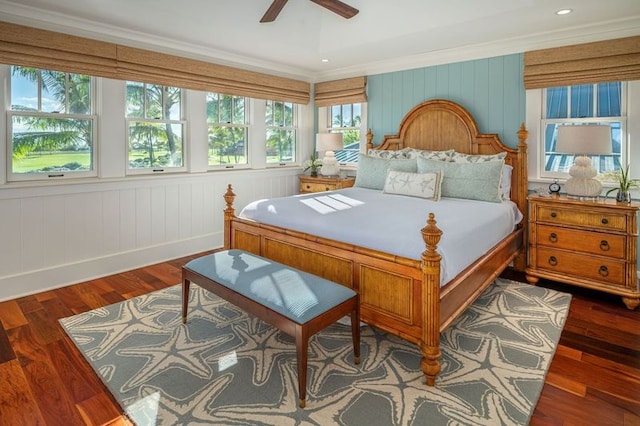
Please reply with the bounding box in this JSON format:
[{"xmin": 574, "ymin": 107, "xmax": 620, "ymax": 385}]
[{"xmin": 367, "ymin": 53, "xmax": 525, "ymax": 149}]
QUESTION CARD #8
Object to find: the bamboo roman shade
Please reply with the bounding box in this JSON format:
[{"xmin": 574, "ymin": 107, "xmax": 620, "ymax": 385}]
[
  {"xmin": 0, "ymin": 21, "xmax": 310, "ymax": 104},
  {"xmin": 314, "ymin": 76, "xmax": 367, "ymax": 107},
  {"xmin": 524, "ymin": 35, "xmax": 640, "ymax": 89}
]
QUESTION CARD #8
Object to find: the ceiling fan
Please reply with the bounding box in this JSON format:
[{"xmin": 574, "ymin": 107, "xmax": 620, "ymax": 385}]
[{"xmin": 260, "ymin": 0, "xmax": 359, "ymax": 23}]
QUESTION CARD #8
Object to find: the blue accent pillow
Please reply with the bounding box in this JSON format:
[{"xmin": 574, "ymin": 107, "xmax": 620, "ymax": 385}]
[
  {"xmin": 354, "ymin": 154, "xmax": 417, "ymax": 190},
  {"xmin": 417, "ymin": 157, "xmax": 504, "ymax": 203}
]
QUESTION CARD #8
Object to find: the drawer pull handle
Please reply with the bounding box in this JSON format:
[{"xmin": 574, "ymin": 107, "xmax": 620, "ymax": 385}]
[
  {"xmin": 599, "ymin": 265, "xmax": 609, "ymax": 277},
  {"xmin": 325, "ymin": 187, "xmax": 330, "ymax": 191},
  {"xmin": 548, "ymin": 256, "xmax": 558, "ymax": 266},
  {"xmin": 549, "ymin": 232, "xmax": 558, "ymax": 243},
  {"xmin": 601, "ymin": 218, "xmax": 608, "ymax": 225},
  {"xmin": 550, "ymin": 212, "xmax": 557, "ymax": 218},
  {"xmin": 600, "ymin": 240, "xmax": 610, "ymax": 251},
  {"xmin": 306, "ymin": 185, "xmax": 311, "ymax": 189}
]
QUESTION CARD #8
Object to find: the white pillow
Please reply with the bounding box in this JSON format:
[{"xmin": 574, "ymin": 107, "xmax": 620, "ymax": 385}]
[
  {"xmin": 501, "ymin": 164, "xmax": 513, "ymax": 200},
  {"xmin": 383, "ymin": 170, "xmax": 443, "ymax": 201}
]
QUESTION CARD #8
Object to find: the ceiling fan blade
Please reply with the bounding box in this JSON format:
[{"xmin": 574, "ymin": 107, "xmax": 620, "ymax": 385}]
[
  {"xmin": 260, "ymin": 0, "xmax": 288, "ymax": 23},
  {"xmin": 309, "ymin": 0, "xmax": 359, "ymax": 19}
]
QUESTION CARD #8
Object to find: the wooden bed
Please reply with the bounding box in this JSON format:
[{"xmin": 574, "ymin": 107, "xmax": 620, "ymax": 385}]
[{"xmin": 223, "ymin": 99, "xmax": 529, "ymax": 385}]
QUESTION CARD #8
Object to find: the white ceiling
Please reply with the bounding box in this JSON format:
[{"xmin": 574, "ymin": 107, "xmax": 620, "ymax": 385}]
[{"xmin": 1, "ymin": 0, "xmax": 639, "ymax": 81}]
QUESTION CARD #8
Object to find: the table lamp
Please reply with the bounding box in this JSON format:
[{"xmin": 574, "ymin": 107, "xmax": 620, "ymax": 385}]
[
  {"xmin": 316, "ymin": 133, "xmax": 343, "ymax": 176},
  {"xmin": 556, "ymin": 124, "xmax": 611, "ymax": 198}
]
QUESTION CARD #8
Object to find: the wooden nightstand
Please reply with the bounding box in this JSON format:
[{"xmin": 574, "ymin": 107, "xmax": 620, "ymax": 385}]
[
  {"xmin": 526, "ymin": 194, "xmax": 640, "ymax": 309},
  {"xmin": 298, "ymin": 175, "xmax": 355, "ymax": 194}
]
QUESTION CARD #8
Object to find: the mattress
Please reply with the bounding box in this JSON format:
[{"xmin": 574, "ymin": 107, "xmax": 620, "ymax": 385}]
[{"xmin": 239, "ymin": 187, "xmax": 522, "ymax": 284}]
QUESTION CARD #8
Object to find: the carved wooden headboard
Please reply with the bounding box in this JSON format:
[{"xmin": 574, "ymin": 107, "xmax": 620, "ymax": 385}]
[{"xmin": 365, "ymin": 99, "xmax": 529, "ymax": 229}]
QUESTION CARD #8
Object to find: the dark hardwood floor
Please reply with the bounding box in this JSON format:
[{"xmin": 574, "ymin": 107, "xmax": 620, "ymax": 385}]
[{"xmin": 0, "ymin": 254, "xmax": 638, "ymax": 425}]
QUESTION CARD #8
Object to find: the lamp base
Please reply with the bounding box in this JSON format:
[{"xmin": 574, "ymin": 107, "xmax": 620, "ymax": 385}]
[
  {"xmin": 320, "ymin": 151, "xmax": 340, "ymax": 176},
  {"xmin": 564, "ymin": 156, "xmax": 602, "ymax": 198}
]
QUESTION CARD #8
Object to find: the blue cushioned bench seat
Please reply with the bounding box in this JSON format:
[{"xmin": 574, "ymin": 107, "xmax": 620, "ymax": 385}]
[{"xmin": 182, "ymin": 249, "xmax": 360, "ymax": 408}]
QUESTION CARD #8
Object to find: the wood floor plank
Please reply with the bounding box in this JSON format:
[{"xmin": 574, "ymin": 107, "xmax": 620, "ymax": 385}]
[
  {"xmin": 25, "ymin": 309, "xmax": 64, "ymax": 346},
  {"xmin": 9, "ymin": 325, "xmax": 85, "ymax": 425},
  {"xmin": 0, "ymin": 300, "xmax": 28, "ymax": 330},
  {"xmin": 46, "ymin": 338, "xmax": 103, "ymax": 404},
  {"xmin": 0, "ymin": 322, "xmax": 16, "ymax": 363},
  {"xmin": 69, "ymin": 283, "xmax": 111, "ymax": 311},
  {"xmin": 0, "ymin": 359, "xmax": 46, "ymax": 426},
  {"xmin": 76, "ymin": 392, "xmax": 131, "ymax": 426}
]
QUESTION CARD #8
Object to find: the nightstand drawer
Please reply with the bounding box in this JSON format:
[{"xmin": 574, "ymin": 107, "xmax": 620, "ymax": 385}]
[
  {"xmin": 300, "ymin": 181, "xmax": 337, "ymax": 193},
  {"xmin": 536, "ymin": 206, "xmax": 627, "ymax": 231},
  {"xmin": 298, "ymin": 175, "xmax": 355, "ymax": 194},
  {"xmin": 534, "ymin": 247, "xmax": 626, "ymax": 286},
  {"xmin": 536, "ymin": 224, "xmax": 626, "ymax": 259}
]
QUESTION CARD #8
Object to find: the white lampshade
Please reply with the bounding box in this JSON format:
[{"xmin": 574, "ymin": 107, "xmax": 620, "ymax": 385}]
[
  {"xmin": 316, "ymin": 133, "xmax": 344, "ymax": 152},
  {"xmin": 556, "ymin": 125, "xmax": 611, "ymax": 155},
  {"xmin": 316, "ymin": 133, "xmax": 343, "ymax": 176},
  {"xmin": 555, "ymin": 124, "xmax": 612, "ymax": 198}
]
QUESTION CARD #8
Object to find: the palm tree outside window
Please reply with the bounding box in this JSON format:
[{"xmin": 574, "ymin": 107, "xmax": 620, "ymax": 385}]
[{"xmin": 9, "ymin": 66, "xmax": 97, "ymax": 181}]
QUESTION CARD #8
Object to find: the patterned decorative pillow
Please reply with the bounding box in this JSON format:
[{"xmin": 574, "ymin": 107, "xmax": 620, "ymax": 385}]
[
  {"xmin": 383, "ymin": 170, "xmax": 443, "ymax": 200},
  {"xmin": 401, "ymin": 148, "xmax": 454, "ymax": 161},
  {"xmin": 354, "ymin": 154, "xmax": 417, "ymax": 190},
  {"xmin": 366, "ymin": 149, "xmax": 406, "ymax": 159},
  {"xmin": 451, "ymin": 151, "xmax": 507, "ymax": 163},
  {"xmin": 417, "ymin": 157, "xmax": 504, "ymax": 203}
]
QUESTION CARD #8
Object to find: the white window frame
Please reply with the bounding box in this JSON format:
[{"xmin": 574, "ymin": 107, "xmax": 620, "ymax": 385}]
[
  {"xmin": 6, "ymin": 65, "xmax": 98, "ymax": 182},
  {"xmin": 265, "ymin": 99, "xmax": 298, "ymax": 167},
  {"xmin": 527, "ymin": 81, "xmax": 640, "ymax": 186},
  {"xmin": 125, "ymin": 81, "xmax": 187, "ymax": 175},
  {"xmin": 317, "ymin": 102, "xmax": 367, "ymax": 171},
  {"xmin": 206, "ymin": 92, "xmax": 250, "ymax": 171}
]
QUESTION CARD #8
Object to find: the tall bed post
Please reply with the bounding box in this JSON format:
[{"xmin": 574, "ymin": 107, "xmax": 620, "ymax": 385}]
[
  {"xmin": 420, "ymin": 213, "xmax": 443, "ymax": 386},
  {"xmin": 513, "ymin": 123, "xmax": 529, "ymax": 271},
  {"xmin": 224, "ymin": 184, "xmax": 236, "ymax": 250}
]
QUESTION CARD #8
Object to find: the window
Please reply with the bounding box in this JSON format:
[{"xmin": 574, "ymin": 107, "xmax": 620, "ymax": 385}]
[
  {"xmin": 327, "ymin": 103, "xmax": 363, "ymax": 164},
  {"xmin": 541, "ymin": 82, "xmax": 625, "ymax": 179},
  {"xmin": 126, "ymin": 81, "xmax": 185, "ymax": 173},
  {"xmin": 207, "ymin": 93, "xmax": 248, "ymax": 169},
  {"xmin": 265, "ymin": 100, "xmax": 296, "ymax": 164},
  {"xmin": 8, "ymin": 65, "xmax": 96, "ymax": 181}
]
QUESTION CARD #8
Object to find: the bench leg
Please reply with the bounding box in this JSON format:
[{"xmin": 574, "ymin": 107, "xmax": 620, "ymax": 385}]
[
  {"xmin": 182, "ymin": 279, "xmax": 191, "ymax": 324},
  {"xmin": 295, "ymin": 325, "xmax": 309, "ymax": 409},
  {"xmin": 350, "ymin": 306, "xmax": 361, "ymax": 364}
]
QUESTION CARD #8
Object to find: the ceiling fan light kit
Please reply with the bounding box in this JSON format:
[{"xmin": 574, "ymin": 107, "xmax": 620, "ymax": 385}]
[{"xmin": 260, "ymin": 0, "xmax": 359, "ymax": 23}]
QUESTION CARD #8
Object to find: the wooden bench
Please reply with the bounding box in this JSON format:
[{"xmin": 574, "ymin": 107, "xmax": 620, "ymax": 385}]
[{"xmin": 181, "ymin": 249, "xmax": 360, "ymax": 408}]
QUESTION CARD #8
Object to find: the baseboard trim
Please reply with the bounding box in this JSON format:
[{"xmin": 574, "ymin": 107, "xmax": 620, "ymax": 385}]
[{"xmin": 0, "ymin": 232, "xmax": 222, "ymax": 302}]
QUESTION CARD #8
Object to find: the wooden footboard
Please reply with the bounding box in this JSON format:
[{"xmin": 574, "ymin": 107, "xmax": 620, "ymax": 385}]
[{"xmin": 223, "ymin": 184, "xmax": 523, "ymax": 386}]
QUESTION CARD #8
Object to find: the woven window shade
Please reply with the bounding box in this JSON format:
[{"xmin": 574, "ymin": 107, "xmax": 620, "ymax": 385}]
[
  {"xmin": 524, "ymin": 35, "xmax": 640, "ymax": 89},
  {"xmin": 0, "ymin": 21, "xmax": 118, "ymax": 79},
  {"xmin": 314, "ymin": 76, "xmax": 367, "ymax": 107},
  {"xmin": 0, "ymin": 21, "xmax": 310, "ymax": 104}
]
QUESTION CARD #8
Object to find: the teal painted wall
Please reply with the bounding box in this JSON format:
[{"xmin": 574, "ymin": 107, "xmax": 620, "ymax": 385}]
[{"xmin": 367, "ymin": 53, "xmax": 525, "ymax": 149}]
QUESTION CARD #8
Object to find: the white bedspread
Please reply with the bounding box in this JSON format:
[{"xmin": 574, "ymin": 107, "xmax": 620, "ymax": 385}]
[{"xmin": 239, "ymin": 187, "xmax": 523, "ymax": 285}]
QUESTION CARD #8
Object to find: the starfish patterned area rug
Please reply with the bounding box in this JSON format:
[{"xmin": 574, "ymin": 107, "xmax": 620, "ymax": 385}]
[{"xmin": 60, "ymin": 277, "xmax": 570, "ymax": 426}]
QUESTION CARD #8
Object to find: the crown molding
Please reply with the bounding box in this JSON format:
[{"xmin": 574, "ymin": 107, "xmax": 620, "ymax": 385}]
[{"xmin": 311, "ymin": 17, "xmax": 640, "ymax": 82}]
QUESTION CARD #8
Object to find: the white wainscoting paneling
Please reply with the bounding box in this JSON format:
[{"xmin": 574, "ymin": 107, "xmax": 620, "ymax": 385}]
[{"xmin": 0, "ymin": 170, "xmax": 299, "ymax": 301}]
